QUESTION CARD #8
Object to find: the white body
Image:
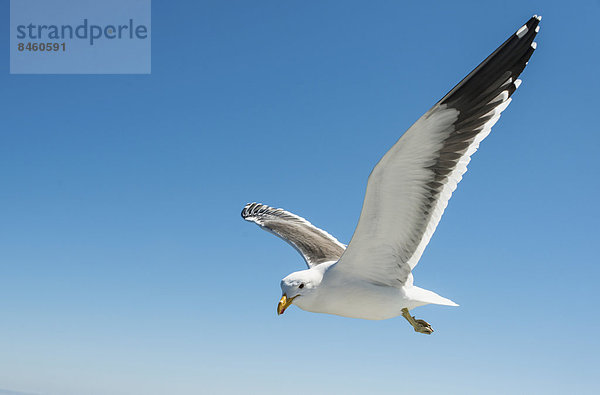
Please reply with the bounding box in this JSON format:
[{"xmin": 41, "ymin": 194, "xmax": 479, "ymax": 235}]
[{"xmin": 288, "ymin": 262, "xmax": 457, "ymax": 320}]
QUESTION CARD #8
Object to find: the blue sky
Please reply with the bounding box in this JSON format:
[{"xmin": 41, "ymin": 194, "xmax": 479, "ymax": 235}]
[{"xmin": 1, "ymin": 1, "xmax": 599, "ymax": 394}]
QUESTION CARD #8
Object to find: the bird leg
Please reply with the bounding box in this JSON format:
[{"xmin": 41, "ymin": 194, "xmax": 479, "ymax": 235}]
[{"xmin": 401, "ymin": 308, "xmax": 434, "ymax": 335}]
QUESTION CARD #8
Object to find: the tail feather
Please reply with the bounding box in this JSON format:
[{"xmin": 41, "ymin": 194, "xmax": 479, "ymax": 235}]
[{"xmin": 409, "ymin": 286, "xmax": 459, "ymax": 307}]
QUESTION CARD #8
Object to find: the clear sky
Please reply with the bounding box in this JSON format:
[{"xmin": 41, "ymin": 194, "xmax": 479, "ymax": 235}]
[{"xmin": 1, "ymin": 1, "xmax": 599, "ymax": 394}]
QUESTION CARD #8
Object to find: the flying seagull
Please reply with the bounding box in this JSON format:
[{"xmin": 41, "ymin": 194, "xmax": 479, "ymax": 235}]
[{"xmin": 242, "ymin": 15, "xmax": 541, "ymax": 334}]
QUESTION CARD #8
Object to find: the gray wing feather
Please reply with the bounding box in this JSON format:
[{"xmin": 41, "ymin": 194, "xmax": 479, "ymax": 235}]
[{"xmin": 241, "ymin": 202, "xmax": 345, "ymax": 268}]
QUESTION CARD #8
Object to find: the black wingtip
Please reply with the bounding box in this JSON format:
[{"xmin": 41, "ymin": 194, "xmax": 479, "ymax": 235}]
[
  {"xmin": 439, "ymin": 15, "xmax": 541, "ymax": 112},
  {"xmin": 516, "ymin": 15, "xmax": 542, "ymax": 39},
  {"xmin": 241, "ymin": 202, "xmax": 274, "ymax": 220},
  {"xmin": 241, "ymin": 202, "xmax": 258, "ymax": 219}
]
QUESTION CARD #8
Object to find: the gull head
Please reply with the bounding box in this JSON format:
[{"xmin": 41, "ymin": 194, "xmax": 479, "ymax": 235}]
[{"xmin": 277, "ymin": 269, "xmax": 320, "ymax": 315}]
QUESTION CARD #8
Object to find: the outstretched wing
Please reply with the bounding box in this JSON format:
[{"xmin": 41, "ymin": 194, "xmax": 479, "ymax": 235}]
[
  {"xmin": 242, "ymin": 202, "xmax": 345, "ymax": 268},
  {"xmin": 332, "ymin": 16, "xmax": 541, "ymax": 286}
]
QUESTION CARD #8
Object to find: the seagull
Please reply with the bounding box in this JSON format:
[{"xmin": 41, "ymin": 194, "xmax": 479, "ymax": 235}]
[{"xmin": 242, "ymin": 15, "xmax": 541, "ymax": 334}]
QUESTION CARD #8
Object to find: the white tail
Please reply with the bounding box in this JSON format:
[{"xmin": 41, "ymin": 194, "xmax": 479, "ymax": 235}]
[{"xmin": 408, "ymin": 286, "xmax": 459, "ymax": 307}]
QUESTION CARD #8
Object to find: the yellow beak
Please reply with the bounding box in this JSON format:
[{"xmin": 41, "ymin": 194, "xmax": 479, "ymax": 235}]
[{"xmin": 277, "ymin": 294, "xmax": 296, "ymax": 315}]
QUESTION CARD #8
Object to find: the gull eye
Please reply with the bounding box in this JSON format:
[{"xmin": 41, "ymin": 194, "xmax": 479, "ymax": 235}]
[{"xmin": 299, "ymin": 283, "xmax": 305, "ymax": 289}]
